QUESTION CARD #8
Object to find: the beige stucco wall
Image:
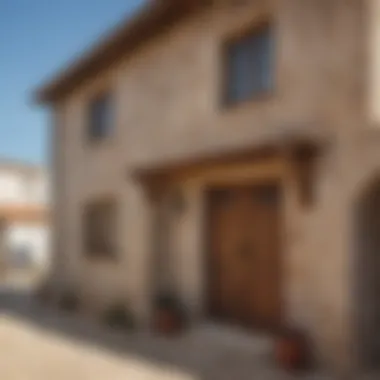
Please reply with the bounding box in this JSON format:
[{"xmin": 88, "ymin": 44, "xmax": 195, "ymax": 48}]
[{"xmin": 50, "ymin": 0, "xmax": 380, "ymax": 372}]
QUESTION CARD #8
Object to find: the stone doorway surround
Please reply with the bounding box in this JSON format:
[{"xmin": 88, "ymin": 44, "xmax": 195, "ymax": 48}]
[{"xmin": 133, "ymin": 137, "xmax": 322, "ymax": 330}]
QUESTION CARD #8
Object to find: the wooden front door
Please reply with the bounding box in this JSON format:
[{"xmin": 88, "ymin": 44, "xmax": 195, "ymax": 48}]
[{"xmin": 207, "ymin": 183, "xmax": 282, "ymax": 329}]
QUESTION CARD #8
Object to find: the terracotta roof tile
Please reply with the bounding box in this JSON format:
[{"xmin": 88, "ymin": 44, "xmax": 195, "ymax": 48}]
[{"xmin": 0, "ymin": 205, "xmax": 49, "ymax": 224}]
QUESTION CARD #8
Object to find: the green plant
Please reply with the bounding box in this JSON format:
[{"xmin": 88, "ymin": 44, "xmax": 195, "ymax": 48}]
[
  {"xmin": 156, "ymin": 292, "xmax": 186, "ymax": 313},
  {"xmin": 102, "ymin": 304, "xmax": 135, "ymax": 330}
]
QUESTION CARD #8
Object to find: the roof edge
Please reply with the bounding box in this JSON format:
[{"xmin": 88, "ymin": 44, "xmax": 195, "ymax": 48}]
[{"xmin": 33, "ymin": 0, "xmax": 205, "ymax": 105}]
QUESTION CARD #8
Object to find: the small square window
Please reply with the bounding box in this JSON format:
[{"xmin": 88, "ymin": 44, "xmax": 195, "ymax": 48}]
[
  {"xmin": 88, "ymin": 92, "xmax": 113, "ymax": 140},
  {"xmin": 223, "ymin": 23, "xmax": 274, "ymax": 105},
  {"xmin": 83, "ymin": 199, "xmax": 117, "ymax": 259}
]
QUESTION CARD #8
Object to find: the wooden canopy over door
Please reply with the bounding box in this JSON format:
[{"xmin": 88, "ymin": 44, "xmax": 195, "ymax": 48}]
[
  {"xmin": 207, "ymin": 183, "xmax": 282, "ymax": 330},
  {"xmin": 133, "ymin": 139, "xmax": 322, "ymax": 330}
]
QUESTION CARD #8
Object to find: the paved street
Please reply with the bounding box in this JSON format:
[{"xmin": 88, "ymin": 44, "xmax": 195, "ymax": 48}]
[
  {"xmin": 0, "ymin": 285, "xmax": 350, "ymax": 380},
  {"xmin": 0, "ymin": 316, "xmax": 195, "ymax": 380}
]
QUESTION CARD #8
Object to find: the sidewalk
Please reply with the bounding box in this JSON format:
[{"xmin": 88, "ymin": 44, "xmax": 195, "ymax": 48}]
[{"xmin": 0, "ymin": 288, "xmax": 361, "ymax": 379}]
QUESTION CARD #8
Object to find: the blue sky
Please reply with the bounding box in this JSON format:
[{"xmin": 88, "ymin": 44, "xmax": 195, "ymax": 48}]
[{"xmin": 0, "ymin": 0, "xmax": 145, "ymax": 164}]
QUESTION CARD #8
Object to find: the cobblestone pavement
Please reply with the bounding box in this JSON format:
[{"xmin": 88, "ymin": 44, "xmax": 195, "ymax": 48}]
[{"xmin": 0, "ymin": 286, "xmax": 372, "ymax": 380}]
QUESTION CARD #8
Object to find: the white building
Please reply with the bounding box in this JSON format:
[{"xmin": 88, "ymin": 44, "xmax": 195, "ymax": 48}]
[{"xmin": 0, "ymin": 159, "xmax": 49, "ymax": 270}]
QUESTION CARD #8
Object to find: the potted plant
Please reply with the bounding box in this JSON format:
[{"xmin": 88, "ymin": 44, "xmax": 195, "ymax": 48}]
[
  {"xmin": 274, "ymin": 328, "xmax": 311, "ymax": 372},
  {"xmin": 152, "ymin": 292, "xmax": 186, "ymax": 336},
  {"xmin": 102, "ymin": 303, "xmax": 136, "ymax": 331}
]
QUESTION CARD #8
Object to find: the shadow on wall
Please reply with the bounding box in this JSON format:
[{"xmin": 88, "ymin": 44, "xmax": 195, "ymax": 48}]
[{"xmin": 354, "ymin": 178, "xmax": 380, "ymax": 371}]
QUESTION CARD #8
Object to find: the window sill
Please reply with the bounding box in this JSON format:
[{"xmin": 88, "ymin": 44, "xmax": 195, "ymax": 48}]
[
  {"xmin": 221, "ymin": 90, "xmax": 274, "ymax": 114},
  {"xmin": 84, "ymin": 252, "xmax": 118, "ymax": 263},
  {"xmin": 86, "ymin": 135, "xmax": 116, "ymax": 148}
]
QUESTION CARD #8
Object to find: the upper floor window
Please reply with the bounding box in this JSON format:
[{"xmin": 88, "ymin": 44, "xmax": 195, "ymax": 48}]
[
  {"xmin": 88, "ymin": 92, "xmax": 113, "ymax": 140},
  {"xmin": 223, "ymin": 23, "xmax": 273, "ymax": 105}
]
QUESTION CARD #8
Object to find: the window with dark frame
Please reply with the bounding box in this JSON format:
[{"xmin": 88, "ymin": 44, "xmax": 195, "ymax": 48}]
[
  {"xmin": 224, "ymin": 23, "xmax": 273, "ymax": 105},
  {"xmin": 83, "ymin": 199, "xmax": 117, "ymax": 258},
  {"xmin": 88, "ymin": 92, "xmax": 113, "ymax": 140}
]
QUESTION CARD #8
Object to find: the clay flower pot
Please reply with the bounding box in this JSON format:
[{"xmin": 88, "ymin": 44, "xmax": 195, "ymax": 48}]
[
  {"xmin": 153, "ymin": 293, "xmax": 185, "ymax": 336},
  {"xmin": 275, "ymin": 329, "xmax": 309, "ymax": 372},
  {"xmin": 155, "ymin": 309, "xmax": 182, "ymax": 335}
]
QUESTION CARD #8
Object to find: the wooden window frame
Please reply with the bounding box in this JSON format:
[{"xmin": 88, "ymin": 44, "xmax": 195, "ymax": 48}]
[
  {"xmin": 82, "ymin": 197, "xmax": 118, "ymax": 260},
  {"xmin": 220, "ymin": 20, "xmax": 274, "ymax": 108},
  {"xmin": 87, "ymin": 90, "xmax": 114, "ymax": 142}
]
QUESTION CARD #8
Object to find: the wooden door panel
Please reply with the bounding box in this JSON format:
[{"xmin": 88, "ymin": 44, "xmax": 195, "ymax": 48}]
[
  {"xmin": 209, "ymin": 189, "xmax": 247, "ymax": 322},
  {"xmin": 254, "ymin": 186, "xmax": 280, "ymax": 326},
  {"xmin": 208, "ymin": 184, "xmax": 282, "ymax": 329}
]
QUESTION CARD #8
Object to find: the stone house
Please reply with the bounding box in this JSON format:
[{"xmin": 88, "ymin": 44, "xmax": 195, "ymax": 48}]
[{"xmin": 34, "ymin": 0, "xmax": 380, "ymax": 373}]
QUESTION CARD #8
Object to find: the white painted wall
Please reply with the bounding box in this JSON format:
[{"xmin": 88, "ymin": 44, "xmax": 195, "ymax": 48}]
[
  {"xmin": 0, "ymin": 164, "xmax": 50, "ymax": 268},
  {"xmin": 6, "ymin": 224, "xmax": 50, "ymax": 266},
  {"xmin": 0, "ymin": 169, "xmax": 48, "ymax": 205}
]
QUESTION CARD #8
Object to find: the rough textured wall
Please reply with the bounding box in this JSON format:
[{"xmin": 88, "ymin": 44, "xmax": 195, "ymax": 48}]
[{"xmin": 53, "ymin": 0, "xmax": 374, "ymax": 371}]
